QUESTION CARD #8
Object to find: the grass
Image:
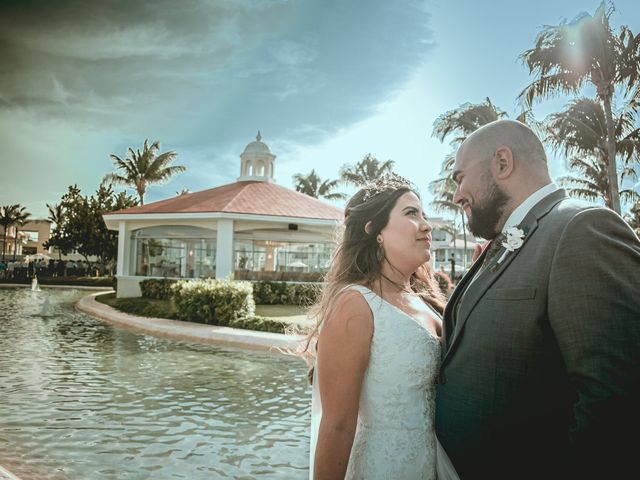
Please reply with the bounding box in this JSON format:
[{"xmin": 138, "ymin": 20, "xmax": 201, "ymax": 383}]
[
  {"xmin": 95, "ymin": 292, "xmax": 177, "ymax": 319},
  {"xmin": 95, "ymin": 293, "xmax": 312, "ymax": 326},
  {"xmin": 254, "ymin": 304, "xmax": 311, "ymax": 325}
]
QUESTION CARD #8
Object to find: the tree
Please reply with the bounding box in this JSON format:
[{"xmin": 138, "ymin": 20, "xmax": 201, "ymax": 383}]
[
  {"xmin": 176, "ymin": 188, "xmax": 191, "ymax": 196},
  {"xmin": 46, "ymin": 203, "xmax": 69, "ymax": 260},
  {"xmin": 43, "ymin": 184, "xmax": 138, "ymax": 270},
  {"xmin": 340, "ymin": 154, "xmax": 395, "ymax": 187},
  {"xmin": 429, "ymin": 98, "xmax": 511, "ymax": 268},
  {"xmin": 519, "ymin": 2, "xmax": 640, "ymax": 214},
  {"xmin": 293, "ymin": 169, "xmax": 347, "ymax": 200},
  {"xmin": 625, "ymin": 200, "xmax": 640, "ymax": 236},
  {"xmin": 11, "ymin": 206, "xmax": 31, "ymax": 261},
  {"xmin": 0, "ymin": 204, "xmax": 21, "ymax": 262},
  {"xmin": 544, "ymin": 97, "xmax": 639, "ymax": 207},
  {"xmin": 104, "ymin": 139, "xmax": 186, "ymax": 205}
]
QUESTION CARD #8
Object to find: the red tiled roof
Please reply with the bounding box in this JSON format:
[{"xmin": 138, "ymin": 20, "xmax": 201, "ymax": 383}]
[{"xmin": 106, "ymin": 181, "xmax": 343, "ymax": 221}]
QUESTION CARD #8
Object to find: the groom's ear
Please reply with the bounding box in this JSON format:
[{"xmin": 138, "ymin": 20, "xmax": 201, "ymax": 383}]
[{"xmin": 493, "ymin": 146, "xmax": 513, "ymax": 179}]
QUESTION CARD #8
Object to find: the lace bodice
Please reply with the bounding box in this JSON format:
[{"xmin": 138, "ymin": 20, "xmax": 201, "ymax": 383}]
[{"xmin": 309, "ymin": 285, "xmax": 442, "ymax": 479}]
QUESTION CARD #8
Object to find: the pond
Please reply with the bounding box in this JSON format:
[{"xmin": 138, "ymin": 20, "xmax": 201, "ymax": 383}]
[{"xmin": 0, "ymin": 288, "xmax": 310, "ymax": 479}]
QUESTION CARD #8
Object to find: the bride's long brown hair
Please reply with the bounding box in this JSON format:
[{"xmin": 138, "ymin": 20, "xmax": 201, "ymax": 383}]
[{"xmin": 300, "ymin": 182, "xmax": 446, "ymax": 382}]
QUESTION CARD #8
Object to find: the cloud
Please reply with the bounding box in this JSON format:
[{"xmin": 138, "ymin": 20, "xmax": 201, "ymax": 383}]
[{"xmin": 0, "ymin": 0, "xmax": 435, "ymax": 214}]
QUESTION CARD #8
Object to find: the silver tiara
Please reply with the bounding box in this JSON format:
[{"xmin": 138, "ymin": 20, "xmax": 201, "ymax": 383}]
[{"xmin": 361, "ymin": 172, "xmax": 415, "ymax": 203}]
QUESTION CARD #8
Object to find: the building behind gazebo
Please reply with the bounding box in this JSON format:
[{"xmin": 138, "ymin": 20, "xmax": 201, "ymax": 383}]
[{"xmin": 103, "ymin": 133, "xmax": 342, "ymax": 297}]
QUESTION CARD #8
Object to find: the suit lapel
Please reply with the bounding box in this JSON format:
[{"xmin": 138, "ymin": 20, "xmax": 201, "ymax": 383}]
[
  {"xmin": 442, "ymin": 255, "xmax": 484, "ymax": 352},
  {"xmin": 442, "ymin": 189, "xmax": 568, "ymax": 364}
]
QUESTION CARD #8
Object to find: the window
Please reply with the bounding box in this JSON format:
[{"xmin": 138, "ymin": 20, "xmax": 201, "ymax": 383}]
[
  {"xmin": 234, "ymin": 239, "xmax": 333, "ymax": 281},
  {"xmin": 432, "ymin": 229, "xmax": 447, "ymax": 242},
  {"xmin": 130, "ymin": 226, "xmax": 216, "ymax": 278}
]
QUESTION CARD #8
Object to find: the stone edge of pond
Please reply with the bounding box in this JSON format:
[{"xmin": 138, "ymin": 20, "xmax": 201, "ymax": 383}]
[
  {"xmin": 76, "ymin": 291, "xmax": 307, "ymax": 354},
  {"xmin": 0, "ymin": 465, "xmax": 21, "ymax": 480},
  {"xmin": 0, "ymin": 283, "xmax": 112, "ymax": 290}
]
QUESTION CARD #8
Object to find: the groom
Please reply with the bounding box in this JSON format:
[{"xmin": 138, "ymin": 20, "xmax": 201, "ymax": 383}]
[{"xmin": 435, "ymin": 119, "xmax": 640, "ymax": 479}]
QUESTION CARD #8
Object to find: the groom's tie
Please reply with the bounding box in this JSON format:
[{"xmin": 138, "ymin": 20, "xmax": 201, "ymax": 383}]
[{"xmin": 479, "ymin": 233, "xmax": 506, "ymax": 273}]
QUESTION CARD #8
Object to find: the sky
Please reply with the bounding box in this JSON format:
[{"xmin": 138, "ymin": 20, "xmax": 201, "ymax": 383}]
[{"xmin": 1, "ymin": 0, "xmax": 638, "ymax": 219}]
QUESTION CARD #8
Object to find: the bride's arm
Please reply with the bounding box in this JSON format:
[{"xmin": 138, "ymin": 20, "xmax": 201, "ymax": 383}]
[{"xmin": 313, "ymin": 290, "xmax": 373, "ymax": 480}]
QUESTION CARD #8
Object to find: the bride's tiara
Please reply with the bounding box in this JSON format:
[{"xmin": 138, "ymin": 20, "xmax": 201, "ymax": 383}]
[{"xmin": 361, "ymin": 172, "xmax": 415, "ymax": 203}]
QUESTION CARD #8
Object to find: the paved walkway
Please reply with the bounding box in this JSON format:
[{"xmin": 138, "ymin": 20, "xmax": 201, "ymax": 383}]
[
  {"xmin": 76, "ymin": 291, "xmax": 306, "ymax": 353},
  {"xmin": 0, "ymin": 283, "xmax": 112, "ymax": 290}
]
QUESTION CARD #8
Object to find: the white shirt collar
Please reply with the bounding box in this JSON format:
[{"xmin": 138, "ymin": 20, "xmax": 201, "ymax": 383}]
[{"xmin": 502, "ymin": 183, "xmax": 559, "ymax": 233}]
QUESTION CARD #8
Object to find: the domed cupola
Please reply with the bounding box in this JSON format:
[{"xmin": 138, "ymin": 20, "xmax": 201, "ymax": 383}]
[{"xmin": 238, "ymin": 131, "xmax": 276, "ymax": 182}]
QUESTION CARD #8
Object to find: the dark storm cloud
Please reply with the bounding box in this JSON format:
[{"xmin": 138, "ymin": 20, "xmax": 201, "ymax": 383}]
[
  {"xmin": 0, "ymin": 0, "xmax": 433, "ymax": 146},
  {"xmin": 0, "ymin": 0, "xmax": 434, "ymax": 214}
]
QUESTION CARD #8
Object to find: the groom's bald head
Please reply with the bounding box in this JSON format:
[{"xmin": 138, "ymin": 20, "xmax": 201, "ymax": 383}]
[
  {"xmin": 452, "ymin": 119, "xmax": 552, "ymax": 238},
  {"xmin": 459, "ymin": 119, "xmax": 548, "ymax": 174}
]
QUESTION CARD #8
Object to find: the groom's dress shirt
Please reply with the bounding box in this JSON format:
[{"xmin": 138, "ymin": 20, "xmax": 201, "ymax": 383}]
[{"xmin": 501, "ymin": 182, "xmax": 559, "ymax": 232}]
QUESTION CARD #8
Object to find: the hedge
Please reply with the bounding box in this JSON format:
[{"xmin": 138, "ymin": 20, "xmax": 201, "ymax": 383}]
[
  {"xmin": 111, "ymin": 297, "xmax": 178, "ymax": 319},
  {"xmin": 251, "ymin": 281, "xmax": 320, "ymax": 306},
  {"xmin": 171, "ymin": 278, "xmax": 255, "ymax": 326},
  {"xmin": 139, "ymin": 278, "xmax": 177, "ymax": 299},
  {"xmin": 228, "ymin": 315, "xmax": 287, "ymax": 334}
]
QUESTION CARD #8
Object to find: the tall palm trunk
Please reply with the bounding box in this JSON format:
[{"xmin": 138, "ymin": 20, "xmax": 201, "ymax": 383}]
[
  {"xmin": 13, "ymin": 228, "xmax": 19, "ymax": 261},
  {"xmin": 603, "ymin": 94, "xmax": 621, "ymax": 214},
  {"xmin": 2, "ymin": 229, "xmax": 7, "ymax": 262}
]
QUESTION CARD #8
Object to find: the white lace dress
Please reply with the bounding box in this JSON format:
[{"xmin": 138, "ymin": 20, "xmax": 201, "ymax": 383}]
[{"xmin": 309, "ymin": 285, "xmax": 447, "ymax": 479}]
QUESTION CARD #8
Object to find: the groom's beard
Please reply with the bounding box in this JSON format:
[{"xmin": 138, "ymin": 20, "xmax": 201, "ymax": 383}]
[{"xmin": 467, "ymin": 179, "xmax": 509, "ymax": 240}]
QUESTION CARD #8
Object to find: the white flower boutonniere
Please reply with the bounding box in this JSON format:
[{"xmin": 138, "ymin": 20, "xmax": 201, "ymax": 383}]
[{"xmin": 495, "ymin": 226, "xmax": 527, "ymax": 266}]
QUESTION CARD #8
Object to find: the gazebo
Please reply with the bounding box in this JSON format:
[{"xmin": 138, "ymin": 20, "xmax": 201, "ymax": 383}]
[{"xmin": 103, "ymin": 133, "xmax": 342, "ymax": 297}]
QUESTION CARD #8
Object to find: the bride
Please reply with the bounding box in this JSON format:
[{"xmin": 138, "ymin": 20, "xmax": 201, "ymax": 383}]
[{"xmin": 305, "ymin": 173, "xmax": 458, "ymax": 479}]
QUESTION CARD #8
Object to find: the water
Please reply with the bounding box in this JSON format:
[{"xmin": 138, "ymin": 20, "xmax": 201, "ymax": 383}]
[{"xmin": 0, "ymin": 288, "xmax": 311, "ymax": 479}]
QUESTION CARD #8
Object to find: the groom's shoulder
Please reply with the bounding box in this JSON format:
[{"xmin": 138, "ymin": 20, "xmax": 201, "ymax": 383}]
[
  {"xmin": 550, "ymin": 197, "xmax": 629, "ymax": 234},
  {"xmin": 540, "ymin": 197, "xmax": 615, "ymax": 233},
  {"xmin": 552, "ymin": 197, "xmax": 607, "ymax": 220}
]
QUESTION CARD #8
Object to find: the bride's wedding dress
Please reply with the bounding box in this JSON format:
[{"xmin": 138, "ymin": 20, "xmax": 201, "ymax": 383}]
[{"xmin": 309, "ymin": 285, "xmax": 457, "ymax": 479}]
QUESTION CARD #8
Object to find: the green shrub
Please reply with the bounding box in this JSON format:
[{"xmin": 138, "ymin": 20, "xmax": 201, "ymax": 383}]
[
  {"xmin": 252, "ymin": 281, "xmax": 320, "ymax": 305},
  {"xmin": 171, "ymin": 278, "xmax": 255, "ymax": 326},
  {"xmin": 113, "ymin": 297, "xmax": 177, "ymax": 319},
  {"xmin": 229, "ymin": 315, "xmax": 287, "ymax": 334},
  {"xmin": 140, "ymin": 278, "xmax": 178, "ymax": 299}
]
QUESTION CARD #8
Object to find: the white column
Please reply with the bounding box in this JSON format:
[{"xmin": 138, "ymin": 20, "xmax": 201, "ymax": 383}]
[
  {"xmin": 215, "ymin": 219, "xmax": 234, "ymax": 279},
  {"xmin": 116, "ymin": 221, "xmax": 129, "ymax": 276}
]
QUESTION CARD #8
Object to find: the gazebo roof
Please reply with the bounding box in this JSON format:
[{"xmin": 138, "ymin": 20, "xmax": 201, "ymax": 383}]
[{"xmin": 106, "ymin": 181, "xmax": 343, "ymax": 221}]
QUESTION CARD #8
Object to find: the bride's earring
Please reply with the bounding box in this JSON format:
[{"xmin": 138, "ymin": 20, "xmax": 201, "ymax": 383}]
[{"xmin": 376, "ymin": 235, "xmax": 384, "ymax": 262}]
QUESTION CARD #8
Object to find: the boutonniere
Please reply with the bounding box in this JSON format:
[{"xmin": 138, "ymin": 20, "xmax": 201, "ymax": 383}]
[{"xmin": 491, "ymin": 225, "xmax": 529, "ymax": 271}]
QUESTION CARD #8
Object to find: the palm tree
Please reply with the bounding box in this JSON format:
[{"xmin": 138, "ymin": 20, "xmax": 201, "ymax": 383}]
[
  {"xmin": 11, "ymin": 206, "xmax": 30, "ymax": 261},
  {"xmin": 544, "ymin": 97, "xmax": 640, "ymax": 208},
  {"xmin": 625, "ymin": 199, "xmax": 640, "ymax": 236},
  {"xmin": 46, "ymin": 203, "xmax": 66, "ymax": 260},
  {"xmin": 0, "ymin": 204, "xmax": 21, "ymax": 263},
  {"xmin": 430, "ymin": 98, "xmax": 512, "ymax": 265},
  {"xmin": 557, "ymin": 156, "xmax": 637, "ymax": 206},
  {"xmin": 104, "ymin": 139, "xmax": 186, "ymax": 205},
  {"xmin": 293, "ymin": 170, "xmax": 347, "ymax": 200},
  {"xmin": 433, "ymin": 98, "xmax": 508, "ymax": 147},
  {"xmin": 340, "ymin": 154, "xmax": 395, "ymax": 187},
  {"xmin": 519, "ymin": 2, "xmax": 640, "ymax": 214}
]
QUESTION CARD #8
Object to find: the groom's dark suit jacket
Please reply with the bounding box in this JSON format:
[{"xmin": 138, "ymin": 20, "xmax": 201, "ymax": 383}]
[{"xmin": 436, "ymin": 189, "xmax": 640, "ymax": 479}]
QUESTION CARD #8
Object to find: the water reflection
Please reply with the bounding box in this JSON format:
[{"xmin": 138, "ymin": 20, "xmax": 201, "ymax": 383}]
[{"xmin": 0, "ymin": 288, "xmax": 310, "ymax": 479}]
